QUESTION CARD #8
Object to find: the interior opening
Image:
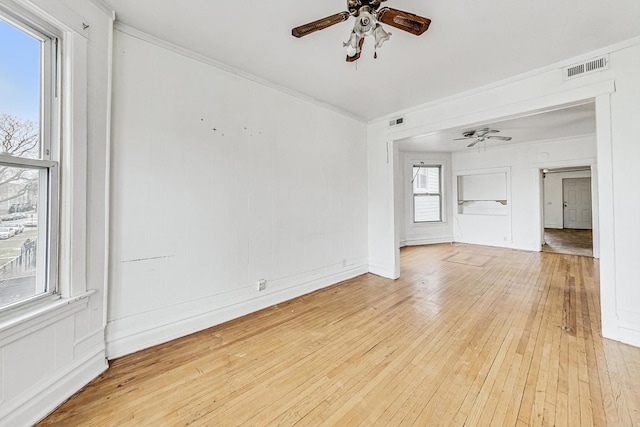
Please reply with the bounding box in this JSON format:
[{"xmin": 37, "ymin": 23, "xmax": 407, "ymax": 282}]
[
  {"xmin": 394, "ymin": 100, "xmax": 597, "ymax": 264},
  {"xmin": 541, "ymin": 166, "xmax": 594, "ymax": 257}
]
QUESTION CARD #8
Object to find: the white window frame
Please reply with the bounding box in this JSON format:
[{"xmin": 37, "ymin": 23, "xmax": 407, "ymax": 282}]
[
  {"xmin": 412, "ymin": 164, "xmax": 443, "ymax": 223},
  {"xmin": 0, "ymin": 0, "xmax": 87, "ymax": 318}
]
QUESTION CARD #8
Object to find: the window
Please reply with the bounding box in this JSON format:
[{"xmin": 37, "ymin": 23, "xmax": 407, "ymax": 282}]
[
  {"xmin": 0, "ymin": 13, "xmax": 59, "ymax": 310},
  {"xmin": 412, "ymin": 164, "xmax": 442, "ymax": 222}
]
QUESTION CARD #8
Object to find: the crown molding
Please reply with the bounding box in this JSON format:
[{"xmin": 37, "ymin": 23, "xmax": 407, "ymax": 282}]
[
  {"xmin": 113, "ymin": 22, "xmax": 366, "ymax": 123},
  {"xmin": 86, "ymin": 0, "xmax": 114, "ymax": 19}
]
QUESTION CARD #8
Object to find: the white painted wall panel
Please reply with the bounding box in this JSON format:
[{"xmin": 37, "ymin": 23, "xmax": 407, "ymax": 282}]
[
  {"xmin": 608, "ymin": 44, "xmax": 640, "ymax": 345},
  {"xmin": 107, "ymin": 31, "xmax": 368, "ymax": 358}
]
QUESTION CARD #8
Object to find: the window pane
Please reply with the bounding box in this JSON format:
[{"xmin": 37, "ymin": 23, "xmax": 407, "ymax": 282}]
[
  {"xmin": 0, "ymin": 165, "xmax": 44, "ymax": 308},
  {"xmin": 414, "ymin": 195, "xmax": 441, "ymax": 222},
  {"xmin": 413, "ymin": 166, "xmax": 440, "ymax": 194},
  {"xmin": 0, "ymin": 19, "xmax": 41, "ymax": 158}
]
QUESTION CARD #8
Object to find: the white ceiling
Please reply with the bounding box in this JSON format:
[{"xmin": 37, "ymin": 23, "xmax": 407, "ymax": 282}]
[
  {"xmin": 103, "ymin": 0, "xmax": 640, "ymax": 122},
  {"xmin": 397, "ymin": 101, "xmax": 596, "ymax": 152}
]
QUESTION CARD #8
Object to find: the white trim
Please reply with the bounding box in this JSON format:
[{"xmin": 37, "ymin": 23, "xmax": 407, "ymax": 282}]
[
  {"xmin": 368, "ymin": 261, "xmax": 397, "ymax": 279},
  {"xmin": 113, "ymin": 22, "xmax": 366, "ymax": 123},
  {"xmin": 618, "ymin": 310, "xmax": 640, "ymax": 348},
  {"xmin": 106, "ymin": 265, "xmax": 368, "ymax": 359},
  {"xmin": 449, "ymin": 240, "xmax": 540, "ymax": 252},
  {"xmin": 102, "ymin": 9, "xmax": 115, "ymax": 329},
  {"xmin": 8, "ymin": 0, "xmax": 88, "ymax": 36},
  {"xmin": 86, "ymin": 0, "xmax": 115, "ymax": 18},
  {"xmin": 0, "ymin": 344, "xmax": 107, "ymax": 426},
  {"xmin": 594, "ymin": 94, "xmax": 617, "ymax": 341},
  {"xmin": 371, "ymin": 36, "xmax": 640, "ymax": 123},
  {"xmin": 386, "ymin": 81, "xmax": 615, "ymax": 142},
  {"xmin": 400, "ymin": 236, "xmax": 453, "ymax": 247},
  {"xmin": 58, "ymin": 32, "xmax": 89, "ymax": 298},
  {"xmin": 590, "ymin": 164, "xmax": 600, "ymax": 259},
  {"xmin": 0, "ymin": 292, "xmax": 93, "ymax": 347}
]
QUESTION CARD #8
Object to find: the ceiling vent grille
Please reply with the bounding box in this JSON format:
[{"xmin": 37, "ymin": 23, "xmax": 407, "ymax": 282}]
[
  {"xmin": 563, "ymin": 55, "xmax": 609, "ymax": 80},
  {"xmin": 388, "ymin": 117, "xmax": 405, "ymax": 128}
]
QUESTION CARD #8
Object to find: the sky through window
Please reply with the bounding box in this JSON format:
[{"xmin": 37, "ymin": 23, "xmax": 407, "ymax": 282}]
[{"xmin": 0, "ymin": 19, "xmax": 40, "ymax": 121}]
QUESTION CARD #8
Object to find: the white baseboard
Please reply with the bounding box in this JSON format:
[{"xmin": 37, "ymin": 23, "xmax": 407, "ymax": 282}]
[
  {"xmin": 106, "ymin": 264, "xmax": 368, "ymax": 359},
  {"xmin": 1, "ymin": 344, "xmax": 107, "ymax": 426},
  {"xmin": 618, "ymin": 310, "xmax": 640, "ymax": 348},
  {"xmin": 368, "ymin": 262, "xmax": 397, "ymax": 279},
  {"xmin": 453, "ymin": 238, "xmax": 539, "ymax": 253},
  {"xmin": 508, "ymin": 241, "xmax": 540, "ymax": 252},
  {"xmin": 400, "ymin": 236, "xmax": 454, "ymax": 247},
  {"xmin": 618, "ymin": 327, "xmax": 640, "ymax": 348}
]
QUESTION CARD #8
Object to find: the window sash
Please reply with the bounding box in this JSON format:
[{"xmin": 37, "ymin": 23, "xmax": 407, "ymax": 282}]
[
  {"xmin": 0, "ymin": 10, "xmax": 59, "ymax": 312},
  {"xmin": 0, "ymin": 160, "xmax": 58, "ymax": 310},
  {"xmin": 412, "ymin": 165, "xmax": 443, "ymax": 223},
  {"xmin": 414, "ymin": 194, "xmax": 442, "ymax": 222}
]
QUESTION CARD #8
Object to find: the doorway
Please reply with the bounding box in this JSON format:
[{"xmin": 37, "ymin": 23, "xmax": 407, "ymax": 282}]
[{"xmin": 542, "ymin": 168, "xmax": 594, "ymax": 257}]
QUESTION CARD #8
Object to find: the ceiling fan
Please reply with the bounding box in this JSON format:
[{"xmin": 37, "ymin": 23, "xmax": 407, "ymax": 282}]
[
  {"xmin": 455, "ymin": 128, "xmax": 513, "ymax": 148},
  {"xmin": 292, "ymin": 0, "xmax": 431, "ymax": 62}
]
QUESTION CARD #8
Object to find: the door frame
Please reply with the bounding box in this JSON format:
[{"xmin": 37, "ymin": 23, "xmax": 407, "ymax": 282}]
[{"xmin": 535, "ymin": 162, "xmax": 599, "ymax": 257}]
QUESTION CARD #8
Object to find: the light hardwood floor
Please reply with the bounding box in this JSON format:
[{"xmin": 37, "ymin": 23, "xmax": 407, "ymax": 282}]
[
  {"xmin": 542, "ymin": 228, "xmax": 593, "ymax": 257},
  {"xmin": 39, "ymin": 244, "xmax": 640, "ymax": 426}
]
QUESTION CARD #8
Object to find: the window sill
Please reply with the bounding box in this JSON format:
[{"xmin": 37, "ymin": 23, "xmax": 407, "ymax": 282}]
[
  {"xmin": 412, "ymin": 221, "xmax": 448, "ymax": 227},
  {"xmin": 0, "ymin": 290, "xmax": 94, "ymax": 347}
]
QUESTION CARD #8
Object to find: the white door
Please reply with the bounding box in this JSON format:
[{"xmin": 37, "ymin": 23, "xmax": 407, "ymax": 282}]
[{"xmin": 563, "ymin": 178, "xmax": 592, "ymax": 229}]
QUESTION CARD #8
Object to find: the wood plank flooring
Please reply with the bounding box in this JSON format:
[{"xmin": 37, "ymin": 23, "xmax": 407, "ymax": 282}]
[
  {"xmin": 39, "ymin": 244, "xmax": 640, "ymax": 426},
  {"xmin": 542, "ymin": 228, "xmax": 593, "ymax": 257}
]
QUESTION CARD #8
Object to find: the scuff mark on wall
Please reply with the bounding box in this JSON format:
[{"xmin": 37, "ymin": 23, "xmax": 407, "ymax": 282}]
[{"xmin": 121, "ymin": 255, "xmax": 175, "ymax": 263}]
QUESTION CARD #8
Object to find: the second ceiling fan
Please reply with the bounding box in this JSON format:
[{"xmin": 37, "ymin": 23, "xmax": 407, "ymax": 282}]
[
  {"xmin": 292, "ymin": 0, "xmax": 432, "ymax": 62},
  {"xmin": 455, "ymin": 128, "xmax": 513, "ymax": 148}
]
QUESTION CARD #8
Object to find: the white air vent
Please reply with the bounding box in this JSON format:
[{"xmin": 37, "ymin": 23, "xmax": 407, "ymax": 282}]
[
  {"xmin": 563, "ymin": 55, "xmax": 609, "ymax": 80},
  {"xmin": 388, "ymin": 117, "xmax": 405, "ymax": 128}
]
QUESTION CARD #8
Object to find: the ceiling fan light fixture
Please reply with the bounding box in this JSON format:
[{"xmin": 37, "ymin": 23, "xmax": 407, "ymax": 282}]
[
  {"xmin": 292, "ymin": 0, "xmax": 431, "ymax": 62},
  {"xmin": 343, "ymin": 31, "xmax": 359, "ymax": 57},
  {"xmin": 373, "ymin": 24, "xmax": 391, "ymax": 47},
  {"xmin": 353, "ymin": 11, "xmax": 376, "ymax": 36},
  {"xmin": 345, "ymin": 11, "xmax": 391, "ymax": 58}
]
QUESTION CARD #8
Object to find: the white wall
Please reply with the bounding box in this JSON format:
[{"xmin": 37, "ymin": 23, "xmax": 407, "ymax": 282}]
[
  {"xmin": 368, "ymin": 124, "xmax": 399, "ymax": 278},
  {"xmin": 367, "ymin": 39, "xmax": 640, "ymax": 347},
  {"xmin": 0, "ymin": 0, "xmax": 112, "ymax": 425},
  {"xmin": 452, "ymin": 136, "xmax": 596, "ymax": 251},
  {"xmin": 544, "ymin": 170, "xmax": 592, "ymax": 229},
  {"xmin": 399, "ymin": 152, "xmax": 453, "ymax": 246},
  {"xmin": 107, "ymin": 30, "xmax": 369, "ymax": 358}
]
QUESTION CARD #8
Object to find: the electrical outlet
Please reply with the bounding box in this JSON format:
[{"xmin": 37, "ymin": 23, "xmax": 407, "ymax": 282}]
[{"xmin": 258, "ymin": 279, "xmax": 266, "ymax": 291}]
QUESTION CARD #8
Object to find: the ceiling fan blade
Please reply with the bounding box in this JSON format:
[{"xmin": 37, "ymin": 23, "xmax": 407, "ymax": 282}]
[
  {"xmin": 346, "ymin": 37, "xmax": 365, "ymax": 62},
  {"xmin": 453, "ymin": 137, "xmax": 472, "ymax": 141},
  {"xmin": 377, "ymin": 8, "xmax": 431, "ymax": 36},
  {"xmin": 487, "ymin": 136, "xmax": 512, "ymax": 141},
  {"xmin": 292, "ymin": 12, "xmax": 350, "ymax": 38},
  {"xmin": 466, "ymin": 140, "xmax": 479, "ymax": 148},
  {"xmin": 474, "ymin": 129, "xmax": 498, "ymax": 138}
]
